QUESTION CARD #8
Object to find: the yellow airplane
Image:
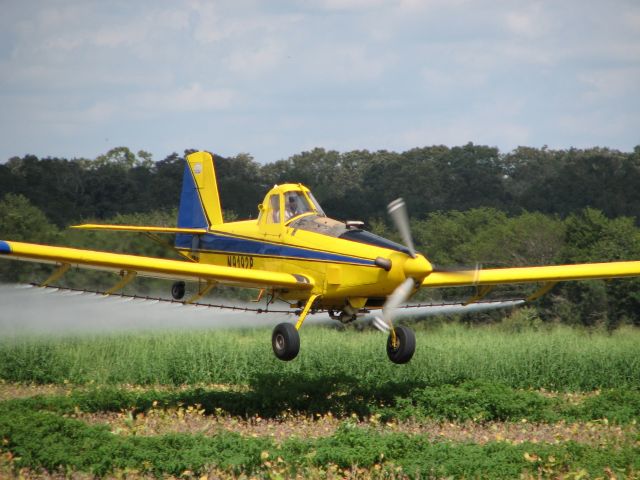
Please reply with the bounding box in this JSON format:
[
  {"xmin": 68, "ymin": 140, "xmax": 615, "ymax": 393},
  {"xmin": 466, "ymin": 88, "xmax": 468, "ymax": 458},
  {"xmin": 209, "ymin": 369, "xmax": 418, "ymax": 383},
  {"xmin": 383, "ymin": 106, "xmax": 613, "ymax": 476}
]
[{"xmin": 2, "ymin": 151, "xmax": 640, "ymax": 363}]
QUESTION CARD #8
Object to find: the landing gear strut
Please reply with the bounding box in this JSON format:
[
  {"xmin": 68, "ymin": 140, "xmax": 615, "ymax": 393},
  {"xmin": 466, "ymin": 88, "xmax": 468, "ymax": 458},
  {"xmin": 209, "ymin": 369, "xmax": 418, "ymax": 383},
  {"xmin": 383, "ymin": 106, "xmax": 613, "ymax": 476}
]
[
  {"xmin": 386, "ymin": 325, "xmax": 416, "ymax": 364},
  {"xmin": 271, "ymin": 294, "xmax": 319, "ymax": 361}
]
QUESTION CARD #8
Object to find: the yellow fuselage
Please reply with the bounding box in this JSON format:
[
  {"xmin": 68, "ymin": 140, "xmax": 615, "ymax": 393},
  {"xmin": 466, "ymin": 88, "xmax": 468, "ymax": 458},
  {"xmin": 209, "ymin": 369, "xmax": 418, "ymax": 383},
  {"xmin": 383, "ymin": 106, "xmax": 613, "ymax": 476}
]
[{"xmin": 178, "ymin": 218, "xmax": 430, "ymax": 308}]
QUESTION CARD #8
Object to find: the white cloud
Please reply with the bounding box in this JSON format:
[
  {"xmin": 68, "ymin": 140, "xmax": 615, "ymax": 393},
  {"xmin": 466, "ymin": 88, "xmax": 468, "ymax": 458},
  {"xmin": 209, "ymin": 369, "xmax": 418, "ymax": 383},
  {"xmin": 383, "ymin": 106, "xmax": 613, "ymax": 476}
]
[
  {"xmin": 578, "ymin": 67, "xmax": 640, "ymax": 101},
  {"xmin": 134, "ymin": 84, "xmax": 239, "ymax": 112},
  {"xmin": 318, "ymin": 0, "xmax": 390, "ymax": 10},
  {"xmin": 421, "ymin": 67, "xmax": 488, "ymax": 90},
  {"xmin": 626, "ymin": 9, "xmax": 640, "ymax": 29},
  {"xmin": 188, "ymin": 1, "xmax": 303, "ymax": 46},
  {"xmin": 504, "ymin": 7, "xmax": 551, "ymax": 39},
  {"xmin": 297, "ymin": 44, "xmax": 393, "ymax": 84},
  {"xmin": 553, "ymin": 110, "xmax": 638, "ymax": 148},
  {"xmin": 398, "ymin": 116, "xmax": 531, "ymax": 152},
  {"xmin": 224, "ymin": 40, "xmax": 287, "ymax": 76}
]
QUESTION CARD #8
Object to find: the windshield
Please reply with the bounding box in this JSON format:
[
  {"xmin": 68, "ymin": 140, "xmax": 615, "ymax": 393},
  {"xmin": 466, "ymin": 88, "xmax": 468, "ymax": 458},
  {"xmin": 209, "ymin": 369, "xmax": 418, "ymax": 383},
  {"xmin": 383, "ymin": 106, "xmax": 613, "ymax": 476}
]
[
  {"xmin": 306, "ymin": 191, "xmax": 326, "ymax": 216},
  {"xmin": 284, "ymin": 191, "xmax": 313, "ymax": 221}
]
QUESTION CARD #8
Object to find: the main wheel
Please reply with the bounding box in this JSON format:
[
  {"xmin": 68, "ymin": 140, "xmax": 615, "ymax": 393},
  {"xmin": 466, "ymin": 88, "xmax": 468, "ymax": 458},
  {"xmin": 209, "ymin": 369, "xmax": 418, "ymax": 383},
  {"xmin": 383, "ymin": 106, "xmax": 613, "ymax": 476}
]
[
  {"xmin": 171, "ymin": 281, "xmax": 186, "ymax": 300},
  {"xmin": 386, "ymin": 325, "xmax": 416, "ymax": 364},
  {"xmin": 272, "ymin": 323, "xmax": 300, "ymax": 361}
]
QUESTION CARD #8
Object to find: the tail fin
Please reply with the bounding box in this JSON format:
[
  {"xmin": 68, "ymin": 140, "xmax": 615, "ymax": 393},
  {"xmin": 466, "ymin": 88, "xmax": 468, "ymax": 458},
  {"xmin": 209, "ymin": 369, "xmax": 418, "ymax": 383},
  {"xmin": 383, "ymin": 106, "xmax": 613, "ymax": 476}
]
[{"xmin": 177, "ymin": 151, "xmax": 223, "ymax": 229}]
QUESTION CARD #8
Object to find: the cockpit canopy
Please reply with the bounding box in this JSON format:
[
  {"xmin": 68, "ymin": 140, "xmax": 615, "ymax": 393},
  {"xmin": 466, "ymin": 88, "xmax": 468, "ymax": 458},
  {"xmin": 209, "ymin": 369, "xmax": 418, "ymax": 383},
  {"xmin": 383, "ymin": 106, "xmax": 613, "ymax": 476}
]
[
  {"xmin": 259, "ymin": 183, "xmax": 411, "ymax": 255},
  {"xmin": 259, "ymin": 184, "xmax": 325, "ymax": 225}
]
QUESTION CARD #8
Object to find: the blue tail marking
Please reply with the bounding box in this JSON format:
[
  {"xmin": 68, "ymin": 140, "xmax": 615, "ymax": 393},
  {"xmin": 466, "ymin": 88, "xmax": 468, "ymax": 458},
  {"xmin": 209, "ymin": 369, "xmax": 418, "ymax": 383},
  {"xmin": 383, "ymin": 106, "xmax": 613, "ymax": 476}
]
[{"xmin": 175, "ymin": 163, "xmax": 208, "ymax": 250}]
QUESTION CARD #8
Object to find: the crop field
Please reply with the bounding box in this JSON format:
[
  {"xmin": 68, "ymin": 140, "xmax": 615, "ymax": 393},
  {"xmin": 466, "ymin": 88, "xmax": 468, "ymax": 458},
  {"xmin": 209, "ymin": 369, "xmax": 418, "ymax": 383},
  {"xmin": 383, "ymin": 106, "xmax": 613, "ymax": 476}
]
[{"xmin": 1, "ymin": 323, "xmax": 640, "ymax": 479}]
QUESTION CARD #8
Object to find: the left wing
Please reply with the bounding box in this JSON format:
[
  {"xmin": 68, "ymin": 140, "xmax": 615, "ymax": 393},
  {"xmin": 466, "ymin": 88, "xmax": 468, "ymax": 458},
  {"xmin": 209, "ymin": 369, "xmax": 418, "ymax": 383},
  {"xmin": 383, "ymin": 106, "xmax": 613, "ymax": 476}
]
[
  {"xmin": 0, "ymin": 240, "xmax": 313, "ymax": 290},
  {"xmin": 423, "ymin": 261, "xmax": 640, "ymax": 288},
  {"xmin": 70, "ymin": 224, "xmax": 208, "ymax": 234}
]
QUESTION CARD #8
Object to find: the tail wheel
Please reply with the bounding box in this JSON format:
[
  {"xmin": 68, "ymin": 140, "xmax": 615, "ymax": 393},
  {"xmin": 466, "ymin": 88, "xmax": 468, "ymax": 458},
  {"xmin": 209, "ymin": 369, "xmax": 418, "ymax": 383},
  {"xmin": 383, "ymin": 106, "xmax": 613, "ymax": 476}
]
[
  {"xmin": 171, "ymin": 281, "xmax": 186, "ymax": 300},
  {"xmin": 272, "ymin": 322, "xmax": 300, "ymax": 361},
  {"xmin": 386, "ymin": 325, "xmax": 416, "ymax": 364}
]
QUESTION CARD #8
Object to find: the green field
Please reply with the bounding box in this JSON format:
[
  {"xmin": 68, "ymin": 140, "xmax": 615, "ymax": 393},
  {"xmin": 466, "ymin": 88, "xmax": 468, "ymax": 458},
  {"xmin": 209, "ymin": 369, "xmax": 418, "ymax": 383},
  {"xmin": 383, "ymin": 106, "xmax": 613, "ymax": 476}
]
[{"xmin": 1, "ymin": 323, "xmax": 639, "ymax": 478}]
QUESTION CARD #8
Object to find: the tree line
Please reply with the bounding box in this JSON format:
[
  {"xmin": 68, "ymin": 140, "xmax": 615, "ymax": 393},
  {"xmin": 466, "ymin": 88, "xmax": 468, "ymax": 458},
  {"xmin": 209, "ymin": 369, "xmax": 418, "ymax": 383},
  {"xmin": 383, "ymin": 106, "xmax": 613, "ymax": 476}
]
[
  {"xmin": 2, "ymin": 144, "xmax": 640, "ymax": 226},
  {"xmin": 1, "ymin": 144, "xmax": 640, "ymax": 328}
]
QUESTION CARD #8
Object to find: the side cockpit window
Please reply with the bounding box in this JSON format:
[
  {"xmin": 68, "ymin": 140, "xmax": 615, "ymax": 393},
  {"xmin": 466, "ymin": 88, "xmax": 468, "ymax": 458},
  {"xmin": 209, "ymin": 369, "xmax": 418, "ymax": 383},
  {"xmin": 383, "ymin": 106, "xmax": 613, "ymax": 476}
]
[{"xmin": 268, "ymin": 194, "xmax": 281, "ymax": 223}]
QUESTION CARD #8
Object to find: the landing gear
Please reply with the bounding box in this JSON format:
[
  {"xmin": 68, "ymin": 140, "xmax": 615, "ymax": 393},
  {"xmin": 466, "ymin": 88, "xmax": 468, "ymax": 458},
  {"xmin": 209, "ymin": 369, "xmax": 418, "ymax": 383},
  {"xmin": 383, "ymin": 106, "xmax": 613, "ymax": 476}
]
[
  {"xmin": 270, "ymin": 294, "xmax": 319, "ymax": 361},
  {"xmin": 171, "ymin": 281, "xmax": 185, "ymax": 300},
  {"xmin": 386, "ymin": 325, "xmax": 416, "ymax": 364},
  {"xmin": 272, "ymin": 322, "xmax": 300, "ymax": 361}
]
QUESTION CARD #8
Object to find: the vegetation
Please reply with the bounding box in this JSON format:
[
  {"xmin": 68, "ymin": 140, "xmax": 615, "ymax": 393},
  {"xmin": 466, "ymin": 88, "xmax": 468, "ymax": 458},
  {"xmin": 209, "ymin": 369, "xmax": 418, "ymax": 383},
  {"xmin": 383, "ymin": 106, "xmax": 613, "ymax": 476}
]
[
  {"xmin": 3, "ymin": 144, "xmax": 640, "ymax": 477},
  {"xmin": 3, "ymin": 145, "xmax": 640, "ymax": 226},
  {"xmin": 2, "ymin": 403, "xmax": 639, "ymax": 478},
  {"xmin": 1, "ymin": 323, "xmax": 639, "ymax": 390},
  {"xmin": 1, "ymin": 323, "xmax": 639, "ymax": 478}
]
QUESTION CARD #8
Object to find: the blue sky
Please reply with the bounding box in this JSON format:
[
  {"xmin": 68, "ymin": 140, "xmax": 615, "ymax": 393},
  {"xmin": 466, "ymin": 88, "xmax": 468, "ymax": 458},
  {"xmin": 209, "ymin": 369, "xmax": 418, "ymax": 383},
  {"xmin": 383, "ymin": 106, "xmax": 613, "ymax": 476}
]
[{"xmin": 1, "ymin": 0, "xmax": 639, "ymax": 164}]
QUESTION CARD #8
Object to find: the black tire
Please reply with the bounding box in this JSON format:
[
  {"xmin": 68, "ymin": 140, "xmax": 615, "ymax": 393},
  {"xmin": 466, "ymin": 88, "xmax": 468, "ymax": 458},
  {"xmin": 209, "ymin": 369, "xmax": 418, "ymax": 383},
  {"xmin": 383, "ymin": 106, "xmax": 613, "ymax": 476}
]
[
  {"xmin": 171, "ymin": 281, "xmax": 186, "ymax": 300},
  {"xmin": 386, "ymin": 325, "xmax": 416, "ymax": 364},
  {"xmin": 272, "ymin": 322, "xmax": 300, "ymax": 361}
]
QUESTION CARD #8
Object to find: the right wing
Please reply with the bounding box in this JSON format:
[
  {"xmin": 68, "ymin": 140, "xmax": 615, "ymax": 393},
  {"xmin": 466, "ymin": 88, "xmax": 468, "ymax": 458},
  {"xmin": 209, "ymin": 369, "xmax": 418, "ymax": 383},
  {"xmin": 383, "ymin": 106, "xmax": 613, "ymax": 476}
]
[
  {"xmin": 0, "ymin": 240, "xmax": 313, "ymax": 290},
  {"xmin": 422, "ymin": 261, "xmax": 640, "ymax": 288}
]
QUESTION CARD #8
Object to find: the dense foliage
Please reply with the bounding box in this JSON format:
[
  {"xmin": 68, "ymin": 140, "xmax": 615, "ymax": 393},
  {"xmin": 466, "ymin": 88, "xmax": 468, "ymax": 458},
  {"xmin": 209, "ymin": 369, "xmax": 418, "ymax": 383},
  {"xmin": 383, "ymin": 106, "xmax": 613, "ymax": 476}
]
[
  {"xmin": 1, "ymin": 324, "xmax": 640, "ymax": 478},
  {"xmin": 3, "ymin": 400, "xmax": 638, "ymax": 478},
  {"xmin": 1, "ymin": 324, "xmax": 639, "ymax": 391},
  {"xmin": 2, "ymin": 145, "xmax": 640, "ymax": 225},
  {"xmin": 2, "ymin": 144, "xmax": 640, "ymax": 326}
]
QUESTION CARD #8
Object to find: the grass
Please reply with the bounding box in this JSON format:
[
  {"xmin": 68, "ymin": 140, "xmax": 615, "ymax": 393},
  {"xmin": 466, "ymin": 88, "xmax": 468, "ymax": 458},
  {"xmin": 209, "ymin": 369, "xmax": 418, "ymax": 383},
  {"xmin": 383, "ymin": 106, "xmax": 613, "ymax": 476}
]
[
  {"xmin": 0, "ymin": 323, "xmax": 639, "ymax": 390},
  {"xmin": 1, "ymin": 400, "xmax": 639, "ymax": 478},
  {"xmin": 4, "ymin": 380, "xmax": 640, "ymax": 424},
  {"xmin": 1, "ymin": 323, "xmax": 640, "ymax": 478}
]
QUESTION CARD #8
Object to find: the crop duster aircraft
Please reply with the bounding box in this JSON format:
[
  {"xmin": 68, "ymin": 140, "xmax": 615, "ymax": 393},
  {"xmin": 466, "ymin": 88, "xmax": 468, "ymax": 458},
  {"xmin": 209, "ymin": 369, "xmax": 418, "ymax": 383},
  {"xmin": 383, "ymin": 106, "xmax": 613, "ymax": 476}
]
[{"xmin": 3, "ymin": 151, "xmax": 640, "ymax": 364}]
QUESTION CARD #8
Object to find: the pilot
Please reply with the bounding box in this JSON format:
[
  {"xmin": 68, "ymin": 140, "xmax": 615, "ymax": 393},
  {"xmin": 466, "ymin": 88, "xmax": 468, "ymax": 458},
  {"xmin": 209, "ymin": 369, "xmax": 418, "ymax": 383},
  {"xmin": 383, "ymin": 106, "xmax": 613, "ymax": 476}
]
[{"xmin": 285, "ymin": 194, "xmax": 299, "ymax": 220}]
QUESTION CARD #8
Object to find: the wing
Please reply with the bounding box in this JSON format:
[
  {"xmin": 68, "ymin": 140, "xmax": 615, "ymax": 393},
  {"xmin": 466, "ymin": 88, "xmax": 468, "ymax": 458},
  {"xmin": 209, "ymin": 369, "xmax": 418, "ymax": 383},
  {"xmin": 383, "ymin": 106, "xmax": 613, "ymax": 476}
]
[
  {"xmin": 70, "ymin": 224, "xmax": 208, "ymax": 234},
  {"xmin": 0, "ymin": 240, "xmax": 313, "ymax": 290},
  {"xmin": 422, "ymin": 261, "xmax": 640, "ymax": 288}
]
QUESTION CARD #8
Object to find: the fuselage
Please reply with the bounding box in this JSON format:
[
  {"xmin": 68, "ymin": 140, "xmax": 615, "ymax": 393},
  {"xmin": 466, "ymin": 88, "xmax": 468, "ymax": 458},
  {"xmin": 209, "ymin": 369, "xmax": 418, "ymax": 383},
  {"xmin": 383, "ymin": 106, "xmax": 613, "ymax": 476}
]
[{"xmin": 175, "ymin": 183, "xmax": 432, "ymax": 310}]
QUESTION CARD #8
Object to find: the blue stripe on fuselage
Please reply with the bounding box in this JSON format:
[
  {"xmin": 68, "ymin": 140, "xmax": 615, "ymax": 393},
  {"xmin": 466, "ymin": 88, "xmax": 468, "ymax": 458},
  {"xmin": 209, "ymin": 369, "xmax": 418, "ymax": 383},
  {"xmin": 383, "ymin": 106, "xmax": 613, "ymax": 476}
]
[
  {"xmin": 175, "ymin": 232, "xmax": 375, "ymax": 266},
  {"xmin": 0, "ymin": 240, "xmax": 11, "ymax": 254}
]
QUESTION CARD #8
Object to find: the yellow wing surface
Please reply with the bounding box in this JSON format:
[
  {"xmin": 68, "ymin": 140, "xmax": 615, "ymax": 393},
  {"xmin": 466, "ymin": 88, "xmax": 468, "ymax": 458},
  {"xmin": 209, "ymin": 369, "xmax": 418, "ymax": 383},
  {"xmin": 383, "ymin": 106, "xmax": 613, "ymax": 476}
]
[
  {"xmin": 422, "ymin": 261, "xmax": 640, "ymax": 288},
  {"xmin": 0, "ymin": 240, "xmax": 313, "ymax": 290},
  {"xmin": 70, "ymin": 224, "xmax": 208, "ymax": 234}
]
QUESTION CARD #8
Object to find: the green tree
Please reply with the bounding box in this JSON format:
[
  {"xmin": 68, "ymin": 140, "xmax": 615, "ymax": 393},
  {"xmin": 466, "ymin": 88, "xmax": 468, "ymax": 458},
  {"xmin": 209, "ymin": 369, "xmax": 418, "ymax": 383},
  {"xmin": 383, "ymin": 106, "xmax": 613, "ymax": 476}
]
[
  {"xmin": 556, "ymin": 209, "xmax": 640, "ymax": 328},
  {"xmin": 93, "ymin": 147, "xmax": 139, "ymax": 169},
  {"xmin": 0, "ymin": 194, "xmax": 60, "ymax": 282}
]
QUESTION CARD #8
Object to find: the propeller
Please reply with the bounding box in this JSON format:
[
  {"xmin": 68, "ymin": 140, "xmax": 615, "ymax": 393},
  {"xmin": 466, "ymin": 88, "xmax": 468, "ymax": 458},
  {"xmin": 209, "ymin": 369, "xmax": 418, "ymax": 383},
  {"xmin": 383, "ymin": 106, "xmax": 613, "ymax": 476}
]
[
  {"xmin": 376, "ymin": 198, "xmax": 488, "ymax": 334},
  {"xmin": 377, "ymin": 198, "xmax": 423, "ymax": 333},
  {"xmin": 387, "ymin": 198, "xmax": 415, "ymax": 258},
  {"xmin": 376, "ymin": 277, "xmax": 415, "ymax": 332}
]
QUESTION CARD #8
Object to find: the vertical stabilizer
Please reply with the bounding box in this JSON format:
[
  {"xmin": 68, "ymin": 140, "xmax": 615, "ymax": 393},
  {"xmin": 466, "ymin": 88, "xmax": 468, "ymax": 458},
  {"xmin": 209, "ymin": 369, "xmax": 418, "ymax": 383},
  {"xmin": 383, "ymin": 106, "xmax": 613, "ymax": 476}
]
[{"xmin": 177, "ymin": 151, "xmax": 224, "ymax": 230}]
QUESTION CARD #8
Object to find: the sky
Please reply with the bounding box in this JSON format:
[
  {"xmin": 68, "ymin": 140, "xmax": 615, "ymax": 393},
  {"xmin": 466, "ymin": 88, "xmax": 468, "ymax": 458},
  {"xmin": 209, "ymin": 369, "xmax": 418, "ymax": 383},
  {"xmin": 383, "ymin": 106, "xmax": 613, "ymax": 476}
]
[{"xmin": 1, "ymin": 0, "xmax": 639, "ymax": 164}]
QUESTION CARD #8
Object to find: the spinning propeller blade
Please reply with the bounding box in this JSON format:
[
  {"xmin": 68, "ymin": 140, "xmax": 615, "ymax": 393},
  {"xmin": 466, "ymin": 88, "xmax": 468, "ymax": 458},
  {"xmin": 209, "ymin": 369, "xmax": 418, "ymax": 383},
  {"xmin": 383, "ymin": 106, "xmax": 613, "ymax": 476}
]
[
  {"xmin": 387, "ymin": 198, "xmax": 416, "ymax": 258},
  {"xmin": 380, "ymin": 198, "xmax": 421, "ymax": 331},
  {"xmin": 380, "ymin": 277, "xmax": 415, "ymax": 332}
]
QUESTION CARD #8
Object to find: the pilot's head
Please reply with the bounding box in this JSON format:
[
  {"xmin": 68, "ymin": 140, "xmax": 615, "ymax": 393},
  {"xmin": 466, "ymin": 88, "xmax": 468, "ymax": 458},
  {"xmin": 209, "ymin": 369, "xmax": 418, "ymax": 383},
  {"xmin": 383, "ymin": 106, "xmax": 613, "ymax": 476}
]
[{"xmin": 287, "ymin": 194, "xmax": 296, "ymax": 211}]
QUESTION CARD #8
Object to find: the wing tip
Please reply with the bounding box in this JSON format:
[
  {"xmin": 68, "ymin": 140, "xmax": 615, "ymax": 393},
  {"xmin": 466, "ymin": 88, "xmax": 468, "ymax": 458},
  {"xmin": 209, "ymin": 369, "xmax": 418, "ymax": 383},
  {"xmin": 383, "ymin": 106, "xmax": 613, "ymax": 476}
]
[{"xmin": 0, "ymin": 240, "xmax": 11, "ymax": 254}]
